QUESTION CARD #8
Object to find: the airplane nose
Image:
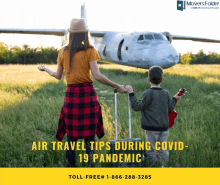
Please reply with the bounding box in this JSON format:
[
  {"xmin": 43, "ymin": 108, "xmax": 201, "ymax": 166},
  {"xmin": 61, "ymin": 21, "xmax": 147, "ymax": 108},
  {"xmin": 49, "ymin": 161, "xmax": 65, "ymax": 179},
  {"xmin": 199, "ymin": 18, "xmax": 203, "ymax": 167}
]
[
  {"xmin": 145, "ymin": 43, "xmax": 179, "ymax": 68},
  {"xmin": 167, "ymin": 54, "xmax": 179, "ymax": 64}
]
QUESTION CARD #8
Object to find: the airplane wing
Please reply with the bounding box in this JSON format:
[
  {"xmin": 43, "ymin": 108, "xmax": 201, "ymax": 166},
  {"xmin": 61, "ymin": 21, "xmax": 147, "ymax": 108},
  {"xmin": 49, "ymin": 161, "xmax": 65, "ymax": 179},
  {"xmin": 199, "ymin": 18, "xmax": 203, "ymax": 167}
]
[
  {"xmin": 0, "ymin": 28, "xmax": 66, "ymax": 36},
  {"xmin": 3, "ymin": 28, "xmax": 219, "ymax": 43},
  {"xmin": 0, "ymin": 28, "xmax": 105, "ymax": 38},
  {"xmin": 90, "ymin": 31, "xmax": 105, "ymax": 37},
  {"xmin": 172, "ymin": 34, "xmax": 220, "ymax": 43}
]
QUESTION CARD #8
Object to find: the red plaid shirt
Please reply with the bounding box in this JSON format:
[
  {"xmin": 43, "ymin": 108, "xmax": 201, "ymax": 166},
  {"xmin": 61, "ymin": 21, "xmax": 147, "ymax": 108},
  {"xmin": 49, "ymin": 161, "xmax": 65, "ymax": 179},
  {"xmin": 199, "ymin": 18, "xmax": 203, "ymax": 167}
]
[{"xmin": 56, "ymin": 82, "xmax": 104, "ymax": 141}]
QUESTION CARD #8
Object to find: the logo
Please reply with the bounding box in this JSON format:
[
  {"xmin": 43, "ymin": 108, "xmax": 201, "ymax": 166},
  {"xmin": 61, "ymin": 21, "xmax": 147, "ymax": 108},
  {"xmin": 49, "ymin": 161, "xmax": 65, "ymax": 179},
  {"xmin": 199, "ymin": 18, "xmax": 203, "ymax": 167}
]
[
  {"xmin": 177, "ymin": 1, "xmax": 220, "ymax": 11},
  {"xmin": 177, "ymin": 0, "xmax": 186, "ymax": 11}
]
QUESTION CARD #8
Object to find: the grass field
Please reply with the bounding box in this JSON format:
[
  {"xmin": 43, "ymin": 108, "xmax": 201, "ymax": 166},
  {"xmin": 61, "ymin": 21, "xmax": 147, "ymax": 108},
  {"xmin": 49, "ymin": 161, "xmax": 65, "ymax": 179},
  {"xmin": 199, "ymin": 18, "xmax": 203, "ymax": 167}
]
[{"xmin": 0, "ymin": 63, "xmax": 219, "ymax": 167}]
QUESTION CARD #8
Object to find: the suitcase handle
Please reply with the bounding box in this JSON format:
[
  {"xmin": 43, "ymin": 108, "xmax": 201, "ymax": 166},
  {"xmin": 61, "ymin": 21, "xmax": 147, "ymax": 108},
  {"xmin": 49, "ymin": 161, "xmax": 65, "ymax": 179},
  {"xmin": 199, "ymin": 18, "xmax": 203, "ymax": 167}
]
[{"xmin": 114, "ymin": 88, "xmax": 132, "ymax": 140}]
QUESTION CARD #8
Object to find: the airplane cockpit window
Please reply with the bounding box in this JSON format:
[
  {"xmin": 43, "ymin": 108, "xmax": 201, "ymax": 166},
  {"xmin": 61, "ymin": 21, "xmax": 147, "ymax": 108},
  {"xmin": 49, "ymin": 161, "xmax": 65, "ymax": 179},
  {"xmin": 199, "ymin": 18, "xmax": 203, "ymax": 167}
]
[
  {"xmin": 145, "ymin": 34, "xmax": 154, "ymax": 40},
  {"xmin": 154, "ymin": 33, "xmax": 166, "ymax": 40},
  {"xmin": 137, "ymin": 35, "xmax": 144, "ymax": 41}
]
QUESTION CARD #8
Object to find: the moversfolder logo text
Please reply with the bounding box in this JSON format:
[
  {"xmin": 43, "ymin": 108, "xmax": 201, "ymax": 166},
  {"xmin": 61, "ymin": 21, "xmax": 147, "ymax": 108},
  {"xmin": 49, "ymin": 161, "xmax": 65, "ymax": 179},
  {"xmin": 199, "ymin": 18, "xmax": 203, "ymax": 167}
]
[{"xmin": 177, "ymin": 0, "xmax": 219, "ymax": 11}]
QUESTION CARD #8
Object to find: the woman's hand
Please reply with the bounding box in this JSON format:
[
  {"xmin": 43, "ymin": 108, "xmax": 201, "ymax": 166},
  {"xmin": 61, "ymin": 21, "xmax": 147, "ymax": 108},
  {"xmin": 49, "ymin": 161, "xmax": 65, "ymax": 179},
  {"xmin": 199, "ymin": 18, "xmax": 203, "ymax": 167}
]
[
  {"xmin": 117, "ymin": 85, "xmax": 127, "ymax": 94},
  {"xmin": 38, "ymin": 65, "xmax": 46, "ymax": 71},
  {"xmin": 37, "ymin": 65, "xmax": 63, "ymax": 80}
]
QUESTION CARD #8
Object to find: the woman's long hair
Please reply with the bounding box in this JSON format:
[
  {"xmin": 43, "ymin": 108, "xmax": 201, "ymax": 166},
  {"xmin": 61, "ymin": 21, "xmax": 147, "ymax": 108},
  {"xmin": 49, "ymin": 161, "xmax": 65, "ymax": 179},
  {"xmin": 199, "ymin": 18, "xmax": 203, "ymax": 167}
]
[{"xmin": 65, "ymin": 32, "xmax": 94, "ymax": 73}]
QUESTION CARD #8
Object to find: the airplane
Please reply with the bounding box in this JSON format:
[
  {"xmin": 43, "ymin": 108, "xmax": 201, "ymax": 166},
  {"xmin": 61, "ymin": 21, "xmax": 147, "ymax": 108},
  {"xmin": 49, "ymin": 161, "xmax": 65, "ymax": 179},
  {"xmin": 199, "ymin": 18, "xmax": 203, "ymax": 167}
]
[{"xmin": 1, "ymin": 3, "xmax": 220, "ymax": 69}]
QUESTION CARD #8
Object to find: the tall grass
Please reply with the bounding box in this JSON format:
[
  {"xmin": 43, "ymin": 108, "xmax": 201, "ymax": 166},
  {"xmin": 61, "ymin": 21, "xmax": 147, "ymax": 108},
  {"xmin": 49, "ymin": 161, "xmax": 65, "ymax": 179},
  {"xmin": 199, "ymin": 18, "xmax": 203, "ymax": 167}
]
[{"xmin": 0, "ymin": 63, "xmax": 219, "ymax": 167}]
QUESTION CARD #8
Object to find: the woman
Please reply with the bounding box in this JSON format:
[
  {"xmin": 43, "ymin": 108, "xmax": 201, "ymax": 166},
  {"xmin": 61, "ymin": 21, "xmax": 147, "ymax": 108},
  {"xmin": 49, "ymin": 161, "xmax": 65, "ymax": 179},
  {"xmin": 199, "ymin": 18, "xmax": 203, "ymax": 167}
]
[{"xmin": 38, "ymin": 18, "xmax": 126, "ymax": 167}]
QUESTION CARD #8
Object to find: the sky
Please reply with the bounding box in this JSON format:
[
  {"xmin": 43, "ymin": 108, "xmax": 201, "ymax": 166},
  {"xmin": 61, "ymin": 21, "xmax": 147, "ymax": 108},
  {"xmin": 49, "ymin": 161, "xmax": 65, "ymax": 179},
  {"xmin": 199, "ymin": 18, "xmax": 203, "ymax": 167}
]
[{"xmin": 0, "ymin": 0, "xmax": 220, "ymax": 54}]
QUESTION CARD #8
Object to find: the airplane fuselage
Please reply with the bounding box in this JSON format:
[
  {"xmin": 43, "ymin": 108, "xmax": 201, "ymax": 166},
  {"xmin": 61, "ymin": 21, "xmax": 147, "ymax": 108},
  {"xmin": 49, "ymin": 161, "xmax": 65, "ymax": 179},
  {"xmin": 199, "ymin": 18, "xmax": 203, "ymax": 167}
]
[{"xmin": 93, "ymin": 31, "xmax": 179, "ymax": 69}]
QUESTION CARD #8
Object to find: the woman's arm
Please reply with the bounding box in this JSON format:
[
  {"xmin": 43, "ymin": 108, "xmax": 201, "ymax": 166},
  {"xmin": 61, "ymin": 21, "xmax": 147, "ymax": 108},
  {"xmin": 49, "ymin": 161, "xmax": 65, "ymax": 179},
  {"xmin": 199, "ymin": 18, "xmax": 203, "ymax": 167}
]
[
  {"xmin": 38, "ymin": 65, "xmax": 63, "ymax": 80},
  {"xmin": 89, "ymin": 61, "xmax": 126, "ymax": 94}
]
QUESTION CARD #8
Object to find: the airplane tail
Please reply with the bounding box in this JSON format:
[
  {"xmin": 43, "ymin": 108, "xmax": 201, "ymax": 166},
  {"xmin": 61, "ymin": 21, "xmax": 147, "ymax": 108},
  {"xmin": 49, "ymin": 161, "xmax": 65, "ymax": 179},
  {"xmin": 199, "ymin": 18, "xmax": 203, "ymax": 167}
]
[{"xmin": 81, "ymin": 3, "xmax": 88, "ymax": 28}]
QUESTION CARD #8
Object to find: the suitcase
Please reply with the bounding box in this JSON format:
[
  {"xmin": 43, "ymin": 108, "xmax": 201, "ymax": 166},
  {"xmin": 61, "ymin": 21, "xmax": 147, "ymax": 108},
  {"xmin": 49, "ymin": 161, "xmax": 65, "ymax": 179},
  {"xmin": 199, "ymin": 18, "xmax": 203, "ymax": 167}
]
[{"xmin": 109, "ymin": 88, "xmax": 145, "ymax": 167}]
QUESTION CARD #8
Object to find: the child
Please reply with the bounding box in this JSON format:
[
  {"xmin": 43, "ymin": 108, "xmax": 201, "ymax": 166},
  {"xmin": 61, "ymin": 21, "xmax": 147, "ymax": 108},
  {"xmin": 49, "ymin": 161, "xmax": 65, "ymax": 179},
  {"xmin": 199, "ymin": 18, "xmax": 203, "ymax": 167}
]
[{"xmin": 125, "ymin": 65, "xmax": 181, "ymax": 167}]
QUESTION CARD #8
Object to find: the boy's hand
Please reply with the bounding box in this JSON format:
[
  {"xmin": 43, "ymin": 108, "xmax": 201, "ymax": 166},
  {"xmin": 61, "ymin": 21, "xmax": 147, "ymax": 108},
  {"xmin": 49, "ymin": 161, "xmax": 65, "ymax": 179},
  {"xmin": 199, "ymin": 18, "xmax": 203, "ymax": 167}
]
[
  {"xmin": 125, "ymin": 85, "xmax": 133, "ymax": 93},
  {"xmin": 174, "ymin": 93, "xmax": 182, "ymax": 101}
]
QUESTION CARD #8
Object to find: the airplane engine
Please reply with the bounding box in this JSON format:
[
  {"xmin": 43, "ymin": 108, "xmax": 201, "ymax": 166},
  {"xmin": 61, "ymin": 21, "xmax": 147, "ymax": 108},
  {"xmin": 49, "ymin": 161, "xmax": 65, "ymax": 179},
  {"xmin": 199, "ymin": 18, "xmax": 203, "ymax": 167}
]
[{"xmin": 162, "ymin": 32, "xmax": 172, "ymax": 43}]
